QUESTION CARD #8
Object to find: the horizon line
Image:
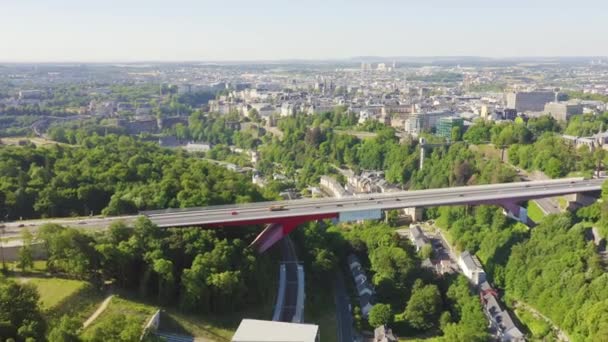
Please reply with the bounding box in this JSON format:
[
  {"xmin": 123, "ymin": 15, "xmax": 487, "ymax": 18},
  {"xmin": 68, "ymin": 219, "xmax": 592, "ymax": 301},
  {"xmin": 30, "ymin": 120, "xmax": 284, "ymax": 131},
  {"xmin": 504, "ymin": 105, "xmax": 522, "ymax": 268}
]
[{"xmin": 1, "ymin": 55, "xmax": 607, "ymax": 65}]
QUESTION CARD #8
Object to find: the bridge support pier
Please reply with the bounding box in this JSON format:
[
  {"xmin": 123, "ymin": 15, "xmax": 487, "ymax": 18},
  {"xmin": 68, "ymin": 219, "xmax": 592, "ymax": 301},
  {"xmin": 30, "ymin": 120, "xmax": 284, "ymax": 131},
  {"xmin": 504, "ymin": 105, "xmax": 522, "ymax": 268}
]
[
  {"xmin": 248, "ymin": 212, "xmax": 338, "ymax": 253},
  {"xmin": 500, "ymin": 201, "xmax": 533, "ymax": 226},
  {"xmin": 250, "ymin": 223, "xmax": 297, "ymax": 253},
  {"xmin": 403, "ymin": 207, "xmax": 423, "ymax": 222}
]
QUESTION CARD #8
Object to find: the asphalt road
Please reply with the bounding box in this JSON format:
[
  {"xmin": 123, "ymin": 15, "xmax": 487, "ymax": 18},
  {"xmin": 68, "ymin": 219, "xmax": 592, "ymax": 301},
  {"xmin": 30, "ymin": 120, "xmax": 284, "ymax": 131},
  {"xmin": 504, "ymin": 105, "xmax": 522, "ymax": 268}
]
[
  {"xmin": 143, "ymin": 177, "xmax": 603, "ymax": 227},
  {"xmin": 0, "ymin": 215, "xmax": 137, "ymax": 239},
  {"xmin": 278, "ymin": 236, "xmax": 299, "ymax": 322},
  {"xmin": 534, "ymin": 197, "xmax": 562, "ymax": 215},
  {"xmin": 1, "ymin": 178, "xmax": 602, "ymax": 238},
  {"xmin": 334, "ymin": 271, "xmax": 355, "ymax": 342}
]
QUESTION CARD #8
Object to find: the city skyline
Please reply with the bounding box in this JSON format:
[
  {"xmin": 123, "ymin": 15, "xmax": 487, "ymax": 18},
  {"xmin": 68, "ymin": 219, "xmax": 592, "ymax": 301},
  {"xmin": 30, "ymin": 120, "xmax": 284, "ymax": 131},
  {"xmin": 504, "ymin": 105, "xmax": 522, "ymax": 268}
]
[{"xmin": 2, "ymin": 0, "xmax": 608, "ymax": 62}]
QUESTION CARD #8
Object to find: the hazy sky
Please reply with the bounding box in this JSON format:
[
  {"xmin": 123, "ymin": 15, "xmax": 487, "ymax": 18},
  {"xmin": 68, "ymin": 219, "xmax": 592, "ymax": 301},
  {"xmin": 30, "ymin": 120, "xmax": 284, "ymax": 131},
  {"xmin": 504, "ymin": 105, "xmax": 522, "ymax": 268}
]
[{"xmin": 1, "ymin": 0, "xmax": 607, "ymax": 62}]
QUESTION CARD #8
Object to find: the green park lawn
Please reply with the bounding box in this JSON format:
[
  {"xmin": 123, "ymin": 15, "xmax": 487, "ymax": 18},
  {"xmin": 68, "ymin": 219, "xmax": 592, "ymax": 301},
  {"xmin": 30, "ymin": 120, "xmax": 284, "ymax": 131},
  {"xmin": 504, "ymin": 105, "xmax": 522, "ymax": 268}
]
[
  {"xmin": 20, "ymin": 277, "xmax": 88, "ymax": 311},
  {"xmin": 15, "ymin": 275, "xmax": 106, "ymax": 328},
  {"xmin": 160, "ymin": 301, "xmax": 275, "ymax": 342},
  {"xmin": 557, "ymin": 197, "xmax": 568, "ymax": 210},
  {"xmin": 80, "ymin": 296, "xmax": 157, "ymax": 339},
  {"xmin": 9, "ymin": 260, "xmax": 107, "ymax": 326},
  {"xmin": 470, "ymin": 144, "xmax": 503, "ymax": 161},
  {"xmin": 527, "ymin": 201, "xmax": 545, "ymax": 223},
  {"xmin": 513, "ymin": 308, "xmax": 554, "ymax": 340}
]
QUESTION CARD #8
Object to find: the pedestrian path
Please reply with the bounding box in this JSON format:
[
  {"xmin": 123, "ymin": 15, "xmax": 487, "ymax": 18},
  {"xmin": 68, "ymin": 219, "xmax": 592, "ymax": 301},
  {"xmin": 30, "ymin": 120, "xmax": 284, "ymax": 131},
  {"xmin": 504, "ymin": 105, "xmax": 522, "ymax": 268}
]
[{"xmin": 82, "ymin": 295, "xmax": 113, "ymax": 329}]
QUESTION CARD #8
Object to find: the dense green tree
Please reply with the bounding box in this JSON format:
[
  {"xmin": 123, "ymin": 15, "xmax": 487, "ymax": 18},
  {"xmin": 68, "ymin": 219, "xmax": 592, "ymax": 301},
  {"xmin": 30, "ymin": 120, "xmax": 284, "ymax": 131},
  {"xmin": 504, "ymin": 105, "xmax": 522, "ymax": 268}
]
[
  {"xmin": 0, "ymin": 278, "xmax": 46, "ymax": 341},
  {"xmin": 47, "ymin": 315, "xmax": 81, "ymax": 342},
  {"xmin": 463, "ymin": 120, "xmax": 492, "ymax": 144},
  {"xmin": 564, "ymin": 113, "xmax": 608, "ymax": 137},
  {"xmin": 18, "ymin": 229, "xmax": 34, "ymax": 272},
  {"xmin": 0, "ymin": 134, "xmax": 266, "ymax": 220},
  {"xmin": 451, "ymin": 126, "xmax": 463, "ymax": 142},
  {"xmin": 504, "ymin": 214, "xmax": 608, "ymax": 341},
  {"xmin": 368, "ymin": 303, "xmax": 393, "ymax": 328},
  {"xmin": 509, "ymin": 134, "xmax": 587, "ymax": 178},
  {"xmin": 441, "ymin": 276, "xmax": 489, "ymax": 341},
  {"xmin": 527, "ymin": 115, "xmax": 561, "ymax": 138},
  {"xmin": 402, "ymin": 280, "xmax": 442, "ymax": 330},
  {"xmin": 37, "ymin": 224, "xmax": 99, "ymax": 278},
  {"xmin": 85, "ymin": 313, "xmax": 141, "ymax": 342},
  {"xmin": 152, "ymin": 258, "xmax": 174, "ymax": 304}
]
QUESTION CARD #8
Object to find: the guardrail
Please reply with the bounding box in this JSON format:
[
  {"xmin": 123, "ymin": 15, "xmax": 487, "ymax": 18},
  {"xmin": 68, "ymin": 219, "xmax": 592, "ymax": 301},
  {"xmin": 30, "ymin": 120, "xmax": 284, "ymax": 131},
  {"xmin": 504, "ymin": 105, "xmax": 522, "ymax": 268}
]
[
  {"xmin": 141, "ymin": 309, "xmax": 161, "ymax": 341},
  {"xmin": 292, "ymin": 264, "xmax": 305, "ymax": 323},
  {"xmin": 272, "ymin": 264, "xmax": 287, "ymax": 321}
]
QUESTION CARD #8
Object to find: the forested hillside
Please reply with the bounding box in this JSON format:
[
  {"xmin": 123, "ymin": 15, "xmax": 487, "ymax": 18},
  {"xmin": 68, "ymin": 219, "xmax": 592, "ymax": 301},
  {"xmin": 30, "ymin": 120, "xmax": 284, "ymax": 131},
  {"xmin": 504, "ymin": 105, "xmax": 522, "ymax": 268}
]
[
  {"xmin": 0, "ymin": 134, "xmax": 265, "ymax": 219},
  {"xmin": 1, "ymin": 217, "xmax": 275, "ymax": 341},
  {"xmin": 504, "ymin": 214, "xmax": 608, "ymax": 341},
  {"xmin": 258, "ymin": 112, "xmax": 516, "ymax": 189}
]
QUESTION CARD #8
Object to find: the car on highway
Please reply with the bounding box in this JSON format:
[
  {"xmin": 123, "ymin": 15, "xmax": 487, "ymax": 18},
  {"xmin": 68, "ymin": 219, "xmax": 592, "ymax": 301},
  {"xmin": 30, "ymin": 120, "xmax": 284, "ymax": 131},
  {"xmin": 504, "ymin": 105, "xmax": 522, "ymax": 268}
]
[
  {"xmin": 231, "ymin": 211, "xmax": 238, "ymax": 215},
  {"xmin": 269, "ymin": 205, "xmax": 286, "ymax": 211}
]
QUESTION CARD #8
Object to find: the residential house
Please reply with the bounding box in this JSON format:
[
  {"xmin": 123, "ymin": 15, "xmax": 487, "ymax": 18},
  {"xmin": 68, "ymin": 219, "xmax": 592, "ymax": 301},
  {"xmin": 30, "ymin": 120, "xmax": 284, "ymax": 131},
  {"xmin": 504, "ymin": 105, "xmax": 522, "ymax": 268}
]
[
  {"xmin": 408, "ymin": 225, "xmax": 430, "ymax": 252},
  {"xmin": 347, "ymin": 254, "xmax": 375, "ymax": 318},
  {"xmin": 374, "ymin": 325, "xmax": 398, "ymax": 342},
  {"xmin": 480, "ymin": 282, "xmax": 525, "ymax": 342},
  {"xmin": 458, "ymin": 251, "xmax": 486, "ymax": 285}
]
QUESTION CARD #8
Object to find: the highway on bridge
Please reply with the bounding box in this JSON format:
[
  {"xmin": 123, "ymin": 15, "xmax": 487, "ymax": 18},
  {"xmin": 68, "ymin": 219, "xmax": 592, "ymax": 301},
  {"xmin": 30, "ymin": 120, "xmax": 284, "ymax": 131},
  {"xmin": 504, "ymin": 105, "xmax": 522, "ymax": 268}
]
[
  {"xmin": 143, "ymin": 177, "xmax": 603, "ymax": 227},
  {"xmin": 1, "ymin": 178, "xmax": 603, "ymax": 239}
]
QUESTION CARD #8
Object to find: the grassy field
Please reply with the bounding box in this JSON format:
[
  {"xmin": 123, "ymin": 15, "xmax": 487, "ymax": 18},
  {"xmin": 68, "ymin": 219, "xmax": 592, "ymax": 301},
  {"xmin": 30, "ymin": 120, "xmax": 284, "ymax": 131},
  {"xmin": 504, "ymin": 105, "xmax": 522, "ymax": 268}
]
[
  {"xmin": 47, "ymin": 284, "xmax": 105, "ymax": 327},
  {"xmin": 527, "ymin": 201, "xmax": 545, "ymax": 223},
  {"xmin": 18, "ymin": 277, "xmax": 88, "ymax": 311},
  {"xmin": 157, "ymin": 254, "xmax": 279, "ymax": 340},
  {"xmin": 9, "ymin": 261, "xmax": 106, "ymax": 328},
  {"xmin": 80, "ymin": 296, "xmax": 157, "ymax": 339},
  {"xmin": 513, "ymin": 308, "xmax": 555, "ymax": 340},
  {"xmin": 0, "ymin": 136, "xmax": 64, "ymax": 146},
  {"xmin": 160, "ymin": 300, "xmax": 275, "ymax": 342},
  {"xmin": 470, "ymin": 144, "xmax": 504, "ymax": 161},
  {"xmin": 334, "ymin": 129, "xmax": 378, "ymax": 140},
  {"xmin": 557, "ymin": 197, "xmax": 568, "ymax": 210}
]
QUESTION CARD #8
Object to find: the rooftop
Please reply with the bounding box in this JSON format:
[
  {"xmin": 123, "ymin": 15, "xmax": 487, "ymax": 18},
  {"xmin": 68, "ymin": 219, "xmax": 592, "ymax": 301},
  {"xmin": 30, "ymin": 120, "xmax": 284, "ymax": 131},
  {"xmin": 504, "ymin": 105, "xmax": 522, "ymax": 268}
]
[
  {"xmin": 232, "ymin": 319, "xmax": 319, "ymax": 342},
  {"xmin": 460, "ymin": 250, "xmax": 483, "ymax": 271}
]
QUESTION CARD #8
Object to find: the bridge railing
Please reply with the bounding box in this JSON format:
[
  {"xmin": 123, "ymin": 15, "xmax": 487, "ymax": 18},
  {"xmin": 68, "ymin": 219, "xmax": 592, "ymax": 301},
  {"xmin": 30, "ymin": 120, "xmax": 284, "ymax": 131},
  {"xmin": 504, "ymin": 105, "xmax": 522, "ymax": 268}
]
[
  {"xmin": 292, "ymin": 264, "xmax": 305, "ymax": 323},
  {"xmin": 272, "ymin": 264, "xmax": 287, "ymax": 321}
]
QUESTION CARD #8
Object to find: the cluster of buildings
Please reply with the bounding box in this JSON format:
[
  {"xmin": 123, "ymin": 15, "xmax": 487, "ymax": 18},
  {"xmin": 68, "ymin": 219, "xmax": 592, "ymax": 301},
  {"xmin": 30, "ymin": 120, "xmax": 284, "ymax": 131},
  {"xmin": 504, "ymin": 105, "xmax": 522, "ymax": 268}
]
[
  {"xmin": 319, "ymin": 175, "xmax": 350, "ymax": 198},
  {"xmin": 458, "ymin": 251, "xmax": 524, "ymax": 341},
  {"xmin": 3, "ymin": 62, "xmax": 608, "ymax": 149},
  {"xmin": 347, "ymin": 254, "xmax": 375, "ymax": 318},
  {"xmin": 479, "ymin": 283, "xmax": 525, "ymax": 342},
  {"xmin": 562, "ymin": 130, "xmax": 608, "ymax": 151},
  {"xmin": 346, "ymin": 171, "xmax": 399, "ymax": 194}
]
